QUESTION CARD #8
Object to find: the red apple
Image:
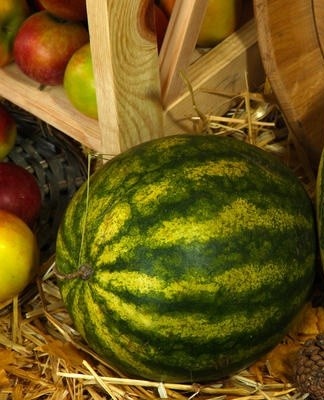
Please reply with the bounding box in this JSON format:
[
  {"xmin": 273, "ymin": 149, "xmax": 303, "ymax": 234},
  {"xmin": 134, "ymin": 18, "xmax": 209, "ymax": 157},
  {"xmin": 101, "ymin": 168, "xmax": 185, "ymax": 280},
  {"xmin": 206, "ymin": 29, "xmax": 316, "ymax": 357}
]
[
  {"xmin": 0, "ymin": 105, "xmax": 17, "ymax": 160},
  {"xmin": 38, "ymin": 0, "xmax": 87, "ymax": 22},
  {"xmin": 158, "ymin": 0, "xmax": 174, "ymax": 17},
  {"xmin": 63, "ymin": 42, "xmax": 98, "ymax": 119},
  {"xmin": 13, "ymin": 11, "xmax": 89, "ymax": 86},
  {"xmin": 0, "ymin": 0, "xmax": 30, "ymax": 67},
  {"xmin": 27, "ymin": 0, "xmax": 44, "ymax": 12},
  {"xmin": 154, "ymin": 4, "xmax": 169, "ymax": 52},
  {"xmin": 0, "ymin": 162, "xmax": 42, "ymax": 228}
]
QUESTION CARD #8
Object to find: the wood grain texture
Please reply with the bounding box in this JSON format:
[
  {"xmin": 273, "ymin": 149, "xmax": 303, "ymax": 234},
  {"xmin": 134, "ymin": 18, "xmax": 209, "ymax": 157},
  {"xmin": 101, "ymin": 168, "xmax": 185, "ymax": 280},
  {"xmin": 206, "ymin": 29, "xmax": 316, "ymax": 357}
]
[
  {"xmin": 86, "ymin": 0, "xmax": 164, "ymax": 155},
  {"xmin": 314, "ymin": 0, "xmax": 324, "ymax": 56},
  {"xmin": 159, "ymin": 0, "xmax": 208, "ymax": 107},
  {"xmin": 0, "ymin": 2, "xmax": 260, "ymax": 155},
  {"xmin": 0, "ymin": 64, "xmax": 101, "ymax": 151},
  {"xmin": 163, "ymin": 20, "xmax": 265, "ymax": 134},
  {"xmin": 254, "ymin": 0, "xmax": 324, "ymax": 169}
]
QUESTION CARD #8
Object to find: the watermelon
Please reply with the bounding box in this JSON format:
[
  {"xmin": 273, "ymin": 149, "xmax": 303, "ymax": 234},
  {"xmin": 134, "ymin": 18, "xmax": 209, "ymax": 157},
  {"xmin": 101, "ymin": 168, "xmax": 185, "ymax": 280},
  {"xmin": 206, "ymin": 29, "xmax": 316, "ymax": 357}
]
[
  {"xmin": 316, "ymin": 148, "xmax": 324, "ymax": 267},
  {"xmin": 55, "ymin": 134, "xmax": 316, "ymax": 383}
]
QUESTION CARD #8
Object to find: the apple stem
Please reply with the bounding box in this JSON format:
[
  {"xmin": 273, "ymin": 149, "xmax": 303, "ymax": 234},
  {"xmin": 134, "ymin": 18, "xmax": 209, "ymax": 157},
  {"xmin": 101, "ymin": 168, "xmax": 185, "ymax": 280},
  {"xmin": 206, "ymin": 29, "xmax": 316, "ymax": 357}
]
[{"xmin": 54, "ymin": 263, "xmax": 93, "ymax": 281}]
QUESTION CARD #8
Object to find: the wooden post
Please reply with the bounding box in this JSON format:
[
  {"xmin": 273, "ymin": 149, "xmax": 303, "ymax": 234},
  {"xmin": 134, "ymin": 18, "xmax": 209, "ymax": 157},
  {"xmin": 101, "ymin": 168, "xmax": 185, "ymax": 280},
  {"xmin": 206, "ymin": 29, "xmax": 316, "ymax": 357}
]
[{"xmin": 86, "ymin": 0, "xmax": 164, "ymax": 156}]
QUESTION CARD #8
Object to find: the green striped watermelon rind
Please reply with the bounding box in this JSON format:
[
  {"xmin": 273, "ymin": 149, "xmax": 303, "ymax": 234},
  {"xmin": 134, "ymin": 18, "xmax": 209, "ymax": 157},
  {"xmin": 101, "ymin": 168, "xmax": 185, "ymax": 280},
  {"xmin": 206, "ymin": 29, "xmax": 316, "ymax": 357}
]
[
  {"xmin": 56, "ymin": 134, "xmax": 316, "ymax": 383},
  {"xmin": 317, "ymin": 148, "xmax": 324, "ymax": 268}
]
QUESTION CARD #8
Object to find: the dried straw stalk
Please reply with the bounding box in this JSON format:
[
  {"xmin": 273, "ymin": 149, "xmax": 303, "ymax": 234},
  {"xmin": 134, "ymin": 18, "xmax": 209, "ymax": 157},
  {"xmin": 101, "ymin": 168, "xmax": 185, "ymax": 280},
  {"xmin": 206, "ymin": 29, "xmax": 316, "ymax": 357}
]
[
  {"xmin": 183, "ymin": 73, "xmax": 316, "ymax": 199},
  {"xmin": 0, "ymin": 252, "xmax": 315, "ymax": 399}
]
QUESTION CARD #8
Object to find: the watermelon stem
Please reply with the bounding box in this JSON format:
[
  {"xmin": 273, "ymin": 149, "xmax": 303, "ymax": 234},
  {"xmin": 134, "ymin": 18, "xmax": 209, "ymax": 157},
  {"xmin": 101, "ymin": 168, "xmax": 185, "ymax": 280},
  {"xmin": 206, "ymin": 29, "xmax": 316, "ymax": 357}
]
[{"xmin": 53, "ymin": 263, "xmax": 93, "ymax": 281}]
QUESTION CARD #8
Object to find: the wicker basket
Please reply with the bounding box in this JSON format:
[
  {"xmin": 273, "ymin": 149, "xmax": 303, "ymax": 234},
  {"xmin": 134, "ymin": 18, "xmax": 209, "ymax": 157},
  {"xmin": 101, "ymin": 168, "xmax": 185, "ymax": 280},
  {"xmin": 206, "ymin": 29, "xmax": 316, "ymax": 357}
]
[{"xmin": 2, "ymin": 101, "xmax": 88, "ymax": 263}]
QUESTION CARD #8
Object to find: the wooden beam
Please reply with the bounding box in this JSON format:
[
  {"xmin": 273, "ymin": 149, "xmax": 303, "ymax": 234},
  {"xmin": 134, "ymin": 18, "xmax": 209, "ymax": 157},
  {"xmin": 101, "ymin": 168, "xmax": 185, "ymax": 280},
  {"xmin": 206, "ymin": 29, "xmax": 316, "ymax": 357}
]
[{"xmin": 87, "ymin": 0, "xmax": 164, "ymax": 155}]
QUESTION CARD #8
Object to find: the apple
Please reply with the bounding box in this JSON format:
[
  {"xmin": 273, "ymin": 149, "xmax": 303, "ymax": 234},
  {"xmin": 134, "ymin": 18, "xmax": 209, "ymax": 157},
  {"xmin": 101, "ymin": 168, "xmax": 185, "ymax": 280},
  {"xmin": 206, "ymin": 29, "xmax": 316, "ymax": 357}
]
[
  {"xmin": 0, "ymin": 0, "xmax": 30, "ymax": 67},
  {"xmin": 63, "ymin": 42, "xmax": 98, "ymax": 119},
  {"xmin": 197, "ymin": 0, "xmax": 242, "ymax": 47},
  {"xmin": 154, "ymin": 4, "xmax": 169, "ymax": 52},
  {"xmin": 0, "ymin": 162, "xmax": 42, "ymax": 228},
  {"xmin": 13, "ymin": 11, "xmax": 89, "ymax": 86},
  {"xmin": 158, "ymin": 0, "xmax": 174, "ymax": 17},
  {"xmin": 62, "ymin": 4, "xmax": 168, "ymax": 118},
  {"xmin": 27, "ymin": 0, "xmax": 44, "ymax": 12},
  {"xmin": 158, "ymin": 0, "xmax": 242, "ymax": 48},
  {"xmin": 0, "ymin": 105, "xmax": 17, "ymax": 160},
  {"xmin": 38, "ymin": 0, "xmax": 87, "ymax": 22},
  {"xmin": 0, "ymin": 209, "xmax": 39, "ymax": 304}
]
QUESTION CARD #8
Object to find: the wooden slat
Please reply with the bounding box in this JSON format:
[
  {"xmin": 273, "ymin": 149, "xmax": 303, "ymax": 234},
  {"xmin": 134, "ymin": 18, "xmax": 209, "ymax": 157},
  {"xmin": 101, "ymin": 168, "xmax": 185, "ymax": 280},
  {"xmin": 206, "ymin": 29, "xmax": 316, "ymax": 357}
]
[
  {"xmin": 159, "ymin": 0, "xmax": 208, "ymax": 107},
  {"xmin": 163, "ymin": 19, "xmax": 264, "ymax": 134},
  {"xmin": 0, "ymin": 64, "xmax": 101, "ymax": 151},
  {"xmin": 86, "ymin": 0, "xmax": 164, "ymax": 156}
]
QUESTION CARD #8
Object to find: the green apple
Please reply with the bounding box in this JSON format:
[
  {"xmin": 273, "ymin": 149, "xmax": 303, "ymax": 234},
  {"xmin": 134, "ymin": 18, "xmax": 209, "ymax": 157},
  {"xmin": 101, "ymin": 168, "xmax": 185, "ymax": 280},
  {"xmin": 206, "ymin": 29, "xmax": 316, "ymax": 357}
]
[
  {"xmin": 0, "ymin": 209, "xmax": 39, "ymax": 304},
  {"xmin": 197, "ymin": 0, "xmax": 242, "ymax": 48},
  {"xmin": 0, "ymin": 104, "xmax": 17, "ymax": 160},
  {"xmin": 63, "ymin": 42, "xmax": 98, "ymax": 119},
  {"xmin": 0, "ymin": 0, "xmax": 30, "ymax": 67}
]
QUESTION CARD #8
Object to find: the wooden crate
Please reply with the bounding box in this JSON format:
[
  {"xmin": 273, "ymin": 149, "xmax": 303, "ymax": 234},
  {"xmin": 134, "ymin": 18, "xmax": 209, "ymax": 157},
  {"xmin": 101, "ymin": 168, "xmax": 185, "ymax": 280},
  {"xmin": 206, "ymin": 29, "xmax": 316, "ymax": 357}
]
[{"xmin": 0, "ymin": 0, "xmax": 264, "ymax": 156}]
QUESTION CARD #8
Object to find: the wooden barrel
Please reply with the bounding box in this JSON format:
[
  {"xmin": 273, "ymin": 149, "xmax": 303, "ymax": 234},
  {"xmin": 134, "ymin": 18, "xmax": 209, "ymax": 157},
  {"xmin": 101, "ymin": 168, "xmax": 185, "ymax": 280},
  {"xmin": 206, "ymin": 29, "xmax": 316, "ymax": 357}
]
[{"xmin": 254, "ymin": 0, "xmax": 324, "ymax": 170}]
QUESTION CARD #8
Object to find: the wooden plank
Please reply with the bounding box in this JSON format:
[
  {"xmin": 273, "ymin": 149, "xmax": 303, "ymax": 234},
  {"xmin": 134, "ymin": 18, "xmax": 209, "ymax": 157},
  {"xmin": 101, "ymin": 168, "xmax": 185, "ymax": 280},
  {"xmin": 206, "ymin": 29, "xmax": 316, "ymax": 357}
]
[
  {"xmin": 314, "ymin": 0, "xmax": 324, "ymax": 55},
  {"xmin": 254, "ymin": 0, "xmax": 324, "ymax": 169},
  {"xmin": 159, "ymin": 0, "xmax": 208, "ymax": 107},
  {"xmin": 163, "ymin": 19, "xmax": 264, "ymax": 134},
  {"xmin": 86, "ymin": 0, "xmax": 164, "ymax": 156},
  {"xmin": 0, "ymin": 63, "xmax": 101, "ymax": 151}
]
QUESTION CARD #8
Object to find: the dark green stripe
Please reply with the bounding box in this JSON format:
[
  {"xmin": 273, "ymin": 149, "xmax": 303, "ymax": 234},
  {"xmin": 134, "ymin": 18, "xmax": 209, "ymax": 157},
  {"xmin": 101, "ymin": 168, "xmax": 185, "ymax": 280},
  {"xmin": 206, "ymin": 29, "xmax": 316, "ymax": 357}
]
[{"xmin": 63, "ymin": 279, "xmax": 307, "ymax": 382}]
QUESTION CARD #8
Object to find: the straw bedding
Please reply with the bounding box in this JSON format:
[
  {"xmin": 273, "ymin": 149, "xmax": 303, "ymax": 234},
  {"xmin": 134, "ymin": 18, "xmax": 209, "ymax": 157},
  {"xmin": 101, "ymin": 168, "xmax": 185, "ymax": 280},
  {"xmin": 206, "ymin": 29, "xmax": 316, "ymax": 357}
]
[
  {"xmin": 0, "ymin": 84, "xmax": 322, "ymax": 399},
  {"xmin": 0, "ymin": 263, "xmax": 322, "ymax": 399}
]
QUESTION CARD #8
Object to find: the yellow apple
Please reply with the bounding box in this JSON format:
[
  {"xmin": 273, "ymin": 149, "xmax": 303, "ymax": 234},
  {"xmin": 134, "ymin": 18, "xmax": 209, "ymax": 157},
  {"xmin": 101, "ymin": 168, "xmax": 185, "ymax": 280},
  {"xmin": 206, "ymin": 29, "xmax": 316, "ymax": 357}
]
[
  {"xmin": 0, "ymin": 0, "xmax": 30, "ymax": 67},
  {"xmin": 0, "ymin": 209, "xmax": 39, "ymax": 303},
  {"xmin": 197, "ymin": 0, "xmax": 242, "ymax": 47},
  {"xmin": 158, "ymin": 0, "xmax": 242, "ymax": 48}
]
